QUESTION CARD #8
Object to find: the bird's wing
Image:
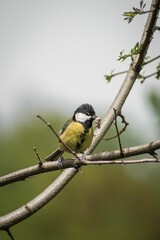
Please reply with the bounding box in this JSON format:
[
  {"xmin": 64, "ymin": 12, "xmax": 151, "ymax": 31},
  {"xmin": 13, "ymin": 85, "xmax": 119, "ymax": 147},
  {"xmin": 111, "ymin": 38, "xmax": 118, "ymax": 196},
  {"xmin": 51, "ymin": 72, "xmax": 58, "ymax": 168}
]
[
  {"xmin": 59, "ymin": 118, "xmax": 72, "ymax": 135},
  {"xmin": 45, "ymin": 118, "xmax": 72, "ymax": 161}
]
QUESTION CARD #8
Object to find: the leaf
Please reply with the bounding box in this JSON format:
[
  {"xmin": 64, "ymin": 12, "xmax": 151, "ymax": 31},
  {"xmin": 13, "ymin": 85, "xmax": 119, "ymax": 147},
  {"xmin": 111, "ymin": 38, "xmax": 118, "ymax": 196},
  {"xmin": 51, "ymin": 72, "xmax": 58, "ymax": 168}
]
[{"xmin": 140, "ymin": 0, "xmax": 144, "ymax": 9}]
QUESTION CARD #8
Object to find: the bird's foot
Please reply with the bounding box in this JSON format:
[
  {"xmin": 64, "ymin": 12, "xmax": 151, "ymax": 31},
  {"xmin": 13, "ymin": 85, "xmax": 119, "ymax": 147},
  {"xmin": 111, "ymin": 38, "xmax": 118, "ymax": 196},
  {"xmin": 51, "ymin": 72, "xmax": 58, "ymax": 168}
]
[{"xmin": 78, "ymin": 153, "xmax": 86, "ymax": 161}]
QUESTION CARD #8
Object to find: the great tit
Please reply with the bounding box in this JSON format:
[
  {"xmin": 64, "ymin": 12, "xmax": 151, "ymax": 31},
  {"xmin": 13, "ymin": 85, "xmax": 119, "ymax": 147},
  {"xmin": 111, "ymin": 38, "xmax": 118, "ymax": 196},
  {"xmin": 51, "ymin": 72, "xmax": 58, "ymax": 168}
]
[{"xmin": 45, "ymin": 103, "xmax": 97, "ymax": 161}]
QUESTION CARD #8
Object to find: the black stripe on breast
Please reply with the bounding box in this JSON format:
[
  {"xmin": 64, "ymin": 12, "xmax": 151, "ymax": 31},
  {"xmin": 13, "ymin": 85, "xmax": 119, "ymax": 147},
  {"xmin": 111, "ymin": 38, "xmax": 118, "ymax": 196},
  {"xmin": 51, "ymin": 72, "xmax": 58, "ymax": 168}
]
[{"xmin": 76, "ymin": 129, "xmax": 87, "ymax": 150}]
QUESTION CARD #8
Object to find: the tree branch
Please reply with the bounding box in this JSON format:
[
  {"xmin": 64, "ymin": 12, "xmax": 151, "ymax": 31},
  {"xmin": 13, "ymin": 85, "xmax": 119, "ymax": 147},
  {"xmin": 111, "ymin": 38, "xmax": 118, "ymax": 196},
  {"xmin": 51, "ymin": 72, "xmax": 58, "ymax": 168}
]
[
  {"xmin": 1, "ymin": 140, "xmax": 160, "ymax": 187},
  {"xmin": 88, "ymin": 0, "xmax": 160, "ymax": 154},
  {"xmin": 0, "ymin": 168, "xmax": 78, "ymax": 230},
  {"xmin": 0, "ymin": 0, "xmax": 159, "ymax": 232},
  {"xmin": 5, "ymin": 229, "xmax": 15, "ymax": 240},
  {"xmin": 83, "ymin": 158, "xmax": 160, "ymax": 166},
  {"xmin": 0, "ymin": 139, "xmax": 159, "ymax": 230},
  {"xmin": 143, "ymin": 55, "xmax": 160, "ymax": 65},
  {"xmin": 86, "ymin": 140, "xmax": 160, "ymax": 161}
]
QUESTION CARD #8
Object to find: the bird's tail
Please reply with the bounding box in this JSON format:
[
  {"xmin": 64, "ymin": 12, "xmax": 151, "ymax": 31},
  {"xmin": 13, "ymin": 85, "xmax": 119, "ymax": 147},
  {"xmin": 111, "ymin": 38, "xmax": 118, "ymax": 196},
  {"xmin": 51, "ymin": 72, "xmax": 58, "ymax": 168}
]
[{"xmin": 45, "ymin": 148, "xmax": 63, "ymax": 161}]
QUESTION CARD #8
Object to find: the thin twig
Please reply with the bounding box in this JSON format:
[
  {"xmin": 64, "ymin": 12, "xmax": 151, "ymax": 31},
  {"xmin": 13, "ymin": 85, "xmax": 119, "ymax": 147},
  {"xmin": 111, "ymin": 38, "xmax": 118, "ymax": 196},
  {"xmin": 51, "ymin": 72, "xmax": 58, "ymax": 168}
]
[
  {"xmin": 36, "ymin": 114, "xmax": 81, "ymax": 161},
  {"xmin": 105, "ymin": 55, "xmax": 160, "ymax": 82},
  {"xmin": 6, "ymin": 229, "xmax": 15, "ymax": 240},
  {"xmin": 154, "ymin": 26, "xmax": 160, "ymax": 31},
  {"xmin": 139, "ymin": 71, "xmax": 158, "ymax": 83},
  {"xmin": 0, "ymin": 168, "xmax": 78, "ymax": 230},
  {"xmin": 87, "ymin": 140, "xmax": 160, "ymax": 161},
  {"xmin": 143, "ymin": 55, "xmax": 160, "ymax": 65},
  {"xmin": 104, "ymin": 70, "xmax": 128, "ymax": 82},
  {"xmin": 33, "ymin": 147, "xmax": 43, "ymax": 165},
  {"xmin": 149, "ymin": 150, "xmax": 159, "ymax": 160},
  {"xmin": 113, "ymin": 108, "xmax": 124, "ymax": 156},
  {"xmin": 103, "ymin": 111, "xmax": 129, "ymax": 141}
]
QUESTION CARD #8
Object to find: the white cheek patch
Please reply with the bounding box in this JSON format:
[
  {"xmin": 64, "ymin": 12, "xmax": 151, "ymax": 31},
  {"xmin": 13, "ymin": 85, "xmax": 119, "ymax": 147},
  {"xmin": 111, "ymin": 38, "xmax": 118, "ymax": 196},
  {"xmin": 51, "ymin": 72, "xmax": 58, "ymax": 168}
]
[{"xmin": 75, "ymin": 112, "xmax": 90, "ymax": 123}]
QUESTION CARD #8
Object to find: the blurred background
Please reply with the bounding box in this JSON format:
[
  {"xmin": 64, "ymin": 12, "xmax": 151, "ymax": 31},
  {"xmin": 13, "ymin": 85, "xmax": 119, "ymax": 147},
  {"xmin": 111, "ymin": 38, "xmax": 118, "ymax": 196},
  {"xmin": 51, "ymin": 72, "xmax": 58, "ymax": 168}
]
[{"xmin": 0, "ymin": 0, "xmax": 160, "ymax": 239}]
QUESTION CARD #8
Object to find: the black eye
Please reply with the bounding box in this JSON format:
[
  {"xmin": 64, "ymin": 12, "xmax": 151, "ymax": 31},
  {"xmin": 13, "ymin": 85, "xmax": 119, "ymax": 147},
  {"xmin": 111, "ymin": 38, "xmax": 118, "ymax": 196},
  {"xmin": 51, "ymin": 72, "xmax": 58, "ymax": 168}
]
[{"xmin": 86, "ymin": 112, "xmax": 90, "ymax": 116}]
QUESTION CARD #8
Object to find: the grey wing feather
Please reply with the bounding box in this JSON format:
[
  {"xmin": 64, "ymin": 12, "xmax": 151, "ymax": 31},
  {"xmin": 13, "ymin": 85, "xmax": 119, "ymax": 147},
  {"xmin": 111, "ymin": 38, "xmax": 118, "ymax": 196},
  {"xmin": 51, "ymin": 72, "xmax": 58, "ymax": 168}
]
[{"xmin": 60, "ymin": 118, "xmax": 72, "ymax": 135}]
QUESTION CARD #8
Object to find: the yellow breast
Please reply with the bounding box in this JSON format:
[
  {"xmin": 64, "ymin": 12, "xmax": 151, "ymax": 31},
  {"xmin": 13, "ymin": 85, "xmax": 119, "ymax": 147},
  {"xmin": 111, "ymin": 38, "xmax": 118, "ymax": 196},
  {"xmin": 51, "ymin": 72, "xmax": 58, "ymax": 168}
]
[{"xmin": 59, "ymin": 121, "xmax": 93, "ymax": 153}]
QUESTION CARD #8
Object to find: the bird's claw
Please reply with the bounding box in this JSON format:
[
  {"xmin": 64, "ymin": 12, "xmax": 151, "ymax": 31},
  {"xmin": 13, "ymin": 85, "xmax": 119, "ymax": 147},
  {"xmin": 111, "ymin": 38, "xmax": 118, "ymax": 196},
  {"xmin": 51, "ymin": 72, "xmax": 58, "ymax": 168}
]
[{"xmin": 79, "ymin": 153, "xmax": 86, "ymax": 161}]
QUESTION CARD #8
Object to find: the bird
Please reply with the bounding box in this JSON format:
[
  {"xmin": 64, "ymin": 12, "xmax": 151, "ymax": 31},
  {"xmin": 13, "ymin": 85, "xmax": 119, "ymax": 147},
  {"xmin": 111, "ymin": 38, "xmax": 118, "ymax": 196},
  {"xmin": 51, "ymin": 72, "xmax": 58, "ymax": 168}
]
[{"xmin": 45, "ymin": 103, "xmax": 97, "ymax": 162}]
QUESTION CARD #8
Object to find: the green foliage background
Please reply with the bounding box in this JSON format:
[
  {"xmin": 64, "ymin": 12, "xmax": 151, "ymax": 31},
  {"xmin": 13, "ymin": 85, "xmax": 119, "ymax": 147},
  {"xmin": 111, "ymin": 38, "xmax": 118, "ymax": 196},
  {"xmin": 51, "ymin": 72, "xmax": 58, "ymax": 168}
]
[{"xmin": 0, "ymin": 96, "xmax": 160, "ymax": 240}]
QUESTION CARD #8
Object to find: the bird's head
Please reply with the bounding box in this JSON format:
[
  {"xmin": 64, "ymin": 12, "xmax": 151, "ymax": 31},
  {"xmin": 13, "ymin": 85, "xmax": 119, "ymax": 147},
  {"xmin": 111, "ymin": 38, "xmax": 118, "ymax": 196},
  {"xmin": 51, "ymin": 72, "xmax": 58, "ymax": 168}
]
[{"xmin": 73, "ymin": 103, "xmax": 97, "ymax": 128}]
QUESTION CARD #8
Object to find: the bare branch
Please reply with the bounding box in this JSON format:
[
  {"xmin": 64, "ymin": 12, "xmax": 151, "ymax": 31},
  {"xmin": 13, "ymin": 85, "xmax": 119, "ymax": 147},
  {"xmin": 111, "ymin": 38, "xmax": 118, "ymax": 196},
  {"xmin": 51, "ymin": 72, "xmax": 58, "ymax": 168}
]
[
  {"xmin": 83, "ymin": 158, "xmax": 160, "ymax": 166},
  {"xmin": 1, "ymin": 140, "xmax": 160, "ymax": 187},
  {"xmin": 33, "ymin": 147, "xmax": 43, "ymax": 165},
  {"xmin": 88, "ymin": 0, "xmax": 160, "ymax": 155},
  {"xmin": 113, "ymin": 108, "xmax": 124, "ymax": 156},
  {"xmin": 5, "ymin": 229, "xmax": 15, "ymax": 240},
  {"xmin": 155, "ymin": 26, "xmax": 160, "ymax": 31},
  {"xmin": 86, "ymin": 140, "xmax": 160, "ymax": 161},
  {"xmin": 0, "ymin": 161, "xmax": 60, "ymax": 187},
  {"xmin": 139, "ymin": 71, "xmax": 157, "ymax": 83},
  {"xmin": 0, "ymin": 140, "xmax": 160, "ymax": 230},
  {"xmin": 104, "ymin": 70, "xmax": 128, "ymax": 82},
  {"xmin": 0, "ymin": 168, "xmax": 78, "ymax": 230},
  {"xmin": 143, "ymin": 55, "xmax": 160, "ymax": 65},
  {"xmin": 103, "ymin": 111, "xmax": 129, "ymax": 141}
]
